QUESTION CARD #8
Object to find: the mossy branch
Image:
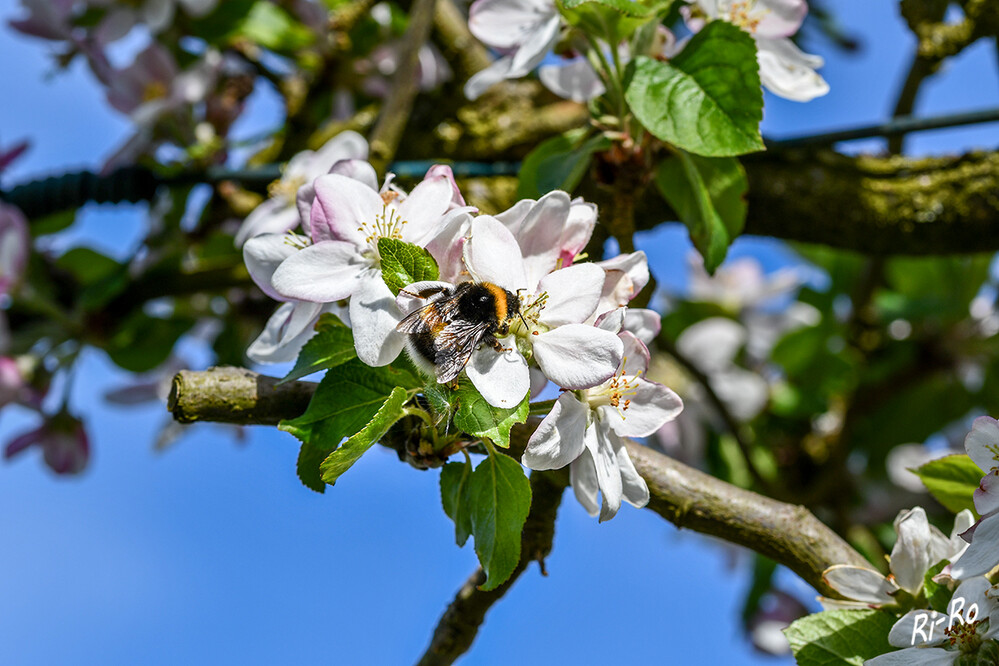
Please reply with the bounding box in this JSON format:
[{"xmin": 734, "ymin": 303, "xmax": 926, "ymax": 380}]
[{"xmin": 169, "ymin": 368, "xmax": 869, "ymax": 598}]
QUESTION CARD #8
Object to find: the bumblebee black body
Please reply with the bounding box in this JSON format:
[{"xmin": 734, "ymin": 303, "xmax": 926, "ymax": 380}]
[{"xmin": 396, "ymin": 282, "xmax": 521, "ymax": 384}]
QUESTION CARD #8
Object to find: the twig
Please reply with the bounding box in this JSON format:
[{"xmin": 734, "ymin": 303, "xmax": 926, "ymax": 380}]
[
  {"xmin": 433, "ymin": 0, "xmax": 492, "ymax": 81},
  {"xmin": 168, "ymin": 367, "xmax": 313, "ymax": 425},
  {"xmin": 416, "ymin": 469, "xmax": 567, "ymax": 666},
  {"xmin": 368, "ymin": 0, "xmax": 438, "ymax": 174},
  {"xmin": 167, "ymin": 368, "xmax": 870, "ymax": 598}
]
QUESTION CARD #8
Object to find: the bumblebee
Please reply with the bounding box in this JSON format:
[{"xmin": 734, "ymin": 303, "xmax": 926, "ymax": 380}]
[{"xmin": 396, "ymin": 282, "xmax": 523, "ymax": 384}]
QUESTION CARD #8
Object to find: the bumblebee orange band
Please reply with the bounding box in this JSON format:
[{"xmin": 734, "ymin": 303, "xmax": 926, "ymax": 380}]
[{"xmin": 483, "ymin": 283, "xmax": 508, "ymax": 322}]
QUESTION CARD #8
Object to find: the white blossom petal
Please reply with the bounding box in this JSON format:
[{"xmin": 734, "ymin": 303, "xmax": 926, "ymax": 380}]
[
  {"xmin": 465, "ymin": 339, "xmax": 530, "ymax": 408},
  {"xmin": 464, "ymin": 216, "xmax": 527, "ymax": 291},
  {"xmin": 271, "ymin": 240, "xmax": 367, "ymax": 303},
  {"xmin": 538, "ymin": 58, "xmax": 605, "ymax": 102},
  {"xmin": 468, "ymin": 0, "xmax": 554, "ymax": 49},
  {"xmin": 247, "ymin": 301, "xmax": 323, "ymax": 364},
  {"xmin": 951, "ymin": 512, "xmax": 999, "ymax": 579},
  {"xmin": 676, "ymin": 317, "xmax": 746, "ymax": 373},
  {"xmin": 623, "ymin": 308, "xmax": 661, "ymax": 344},
  {"xmin": 612, "ymin": 434, "xmax": 649, "ymax": 508},
  {"xmin": 536, "ymin": 263, "xmax": 604, "ymax": 326},
  {"xmin": 523, "ymin": 392, "xmax": 588, "ymax": 470},
  {"xmin": 533, "ymin": 325, "xmax": 623, "ymax": 389},
  {"xmin": 397, "ymin": 174, "xmax": 456, "ymax": 247},
  {"xmin": 821, "ymin": 565, "xmax": 895, "ymax": 605},
  {"xmin": 329, "ymin": 158, "xmax": 380, "ymax": 192},
  {"xmin": 509, "ymin": 14, "xmax": 560, "ymax": 75},
  {"xmin": 591, "ymin": 427, "xmax": 622, "ymax": 522},
  {"xmin": 236, "ymin": 199, "xmax": 301, "ymax": 247},
  {"xmin": 243, "ymin": 234, "xmax": 299, "ymax": 301},
  {"xmin": 310, "ymin": 174, "xmax": 385, "ymax": 246},
  {"xmin": 756, "ymin": 37, "xmax": 829, "ymax": 102},
  {"xmin": 965, "ymin": 416, "xmax": 999, "ymax": 473},
  {"xmin": 517, "ymin": 191, "xmax": 570, "ymax": 290},
  {"xmin": 464, "ymin": 56, "xmax": 515, "ymax": 100},
  {"xmin": 865, "ymin": 648, "xmax": 954, "ymax": 666},
  {"xmin": 349, "ymin": 273, "xmax": 405, "ymax": 366},
  {"xmin": 603, "ymin": 378, "xmax": 683, "ymax": 439},
  {"xmin": 891, "ymin": 507, "xmax": 936, "ymax": 595},
  {"xmin": 570, "ymin": 443, "xmax": 600, "ymax": 517},
  {"xmin": 974, "ymin": 470, "xmax": 999, "ymax": 517}
]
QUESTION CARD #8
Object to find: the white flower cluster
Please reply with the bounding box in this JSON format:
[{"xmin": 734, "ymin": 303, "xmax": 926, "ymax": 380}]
[
  {"xmin": 240, "ymin": 132, "xmax": 683, "ymax": 520},
  {"xmin": 950, "ymin": 416, "xmax": 999, "ymax": 580}
]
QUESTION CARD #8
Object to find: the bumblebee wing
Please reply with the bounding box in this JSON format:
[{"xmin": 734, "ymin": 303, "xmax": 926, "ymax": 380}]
[
  {"xmin": 433, "ymin": 320, "xmax": 492, "ymax": 384},
  {"xmin": 396, "ymin": 301, "xmax": 444, "ymax": 334}
]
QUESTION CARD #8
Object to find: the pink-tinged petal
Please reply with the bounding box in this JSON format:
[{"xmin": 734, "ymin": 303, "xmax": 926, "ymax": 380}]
[
  {"xmin": 595, "ymin": 307, "xmax": 625, "ymax": 333},
  {"xmin": 887, "ymin": 611, "xmax": 950, "ymax": 649},
  {"xmin": 756, "ymin": 37, "xmax": 829, "ymax": 102},
  {"xmin": 397, "ymin": 175, "xmax": 456, "ymax": 247},
  {"xmin": 424, "ymin": 165, "xmax": 466, "ymax": 209},
  {"xmin": 236, "ymin": 200, "xmax": 300, "ymax": 247},
  {"xmin": 891, "ymin": 507, "xmax": 934, "ymax": 594},
  {"xmin": 539, "ymin": 58, "xmax": 605, "ymax": 102},
  {"xmin": 271, "ymin": 240, "xmax": 368, "ymax": 303},
  {"xmin": 619, "ymin": 331, "xmax": 650, "ymax": 376},
  {"xmin": 533, "ymin": 325, "xmax": 623, "ymax": 389},
  {"xmin": 523, "ymin": 392, "xmax": 588, "ymax": 470},
  {"xmin": 329, "ymin": 159, "xmax": 379, "ymax": 192},
  {"xmin": 975, "ymin": 470, "xmax": 999, "ymax": 517},
  {"xmin": 951, "ymin": 513, "xmax": 999, "ymax": 579},
  {"xmin": 753, "ymin": 0, "xmax": 807, "ymax": 38},
  {"xmin": 43, "ymin": 424, "xmax": 89, "ymax": 475},
  {"xmin": 612, "ymin": 434, "xmax": 649, "ymax": 508},
  {"xmin": 4, "ymin": 425, "xmax": 44, "ymax": 459},
  {"xmin": 468, "ymin": 0, "xmax": 555, "ymax": 49},
  {"xmin": 537, "ymin": 263, "xmax": 604, "ymax": 325},
  {"xmin": 570, "ymin": 442, "xmax": 600, "ymax": 517},
  {"xmin": 247, "ymin": 301, "xmax": 324, "ymax": 364},
  {"xmin": 424, "ymin": 210, "xmax": 472, "ymax": 284},
  {"xmin": 965, "ymin": 416, "xmax": 999, "ymax": 472},
  {"xmin": 310, "ymin": 173, "xmax": 385, "ymax": 246},
  {"xmin": 0, "ymin": 357, "xmax": 26, "ymax": 407},
  {"xmin": 509, "ymin": 14, "xmax": 560, "ymax": 75},
  {"xmin": 603, "ymin": 378, "xmax": 683, "ymax": 439},
  {"xmin": 560, "ymin": 199, "xmax": 597, "ymax": 265},
  {"xmin": 243, "ymin": 234, "xmax": 298, "ymax": 300},
  {"xmin": 623, "ymin": 308, "xmax": 661, "ymax": 344},
  {"xmin": 590, "ymin": 427, "xmax": 622, "ymax": 522},
  {"xmin": 296, "ymin": 181, "xmax": 318, "ymax": 238},
  {"xmin": 0, "ymin": 203, "xmax": 29, "ymax": 295},
  {"xmin": 821, "ymin": 565, "xmax": 895, "ymax": 605},
  {"xmin": 349, "ymin": 274, "xmax": 405, "ymax": 367},
  {"xmin": 464, "ymin": 56, "xmax": 515, "ymax": 100},
  {"xmin": 301, "ymin": 131, "xmax": 369, "ymax": 181},
  {"xmin": 866, "ymin": 648, "xmax": 953, "ymax": 666},
  {"xmin": 464, "ymin": 216, "xmax": 527, "ymax": 291},
  {"xmin": 465, "ymin": 340, "xmax": 530, "ymax": 408},
  {"xmin": 518, "ymin": 191, "xmax": 570, "ymax": 290}
]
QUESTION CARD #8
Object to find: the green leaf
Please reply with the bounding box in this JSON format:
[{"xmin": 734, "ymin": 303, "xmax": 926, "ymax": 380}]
[
  {"xmin": 467, "ymin": 453, "xmax": 532, "ymax": 591},
  {"xmin": 320, "ymin": 387, "xmax": 409, "ymax": 485},
  {"xmin": 235, "ymin": 2, "xmax": 314, "ymax": 51},
  {"xmin": 785, "ymin": 609, "xmax": 896, "ymax": 666},
  {"xmin": 557, "ymin": 0, "xmax": 671, "ymax": 47},
  {"xmin": 55, "ymin": 247, "xmax": 120, "ymax": 285},
  {"xmin": 516, "ymin": 130, "xmax": 611, "ymax": 200},
  {"xmin": 912, "ymin": 454, "xmax": 984, "ymax": 515},
  {"xmin": 923, "ymin": 560, "xmax": 953, "ymax": 613},
  {"xmin": 625, "ymin": 22, "xmax": 764, "ymax": 156},
  {"xmin": 440, "ymin": 461, "xmax": 473, "ymax": 546},
  {"xmin": 377, "ymin": 237, "xmax": 440, "ymax": 296},
  {"xmin": 453, "ymin": 383, "xmax": 530, "ymax": 449},
  {"xmin": 30, "ymin": 209, "xmax": 75, "ymax": 235},
  {"xmin": 655, "ymin": 151, "xmax": 747, "ymax": 272},
  {"xmin": 280, "ymin": 360, "xmax": 418, "ymax": 491},
  {"xmin": 106, "ymin": 312, "xmax": 196, "ymax": 373},
  {"xmin": 280, "ymin": 314, "xmax": 356, "ymax": 384}
]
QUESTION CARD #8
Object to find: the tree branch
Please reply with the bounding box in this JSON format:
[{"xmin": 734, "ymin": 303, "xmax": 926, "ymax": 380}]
[
  {"xmin": 168, "ymin": 368, "xmax": 870, "ymax": 598},
  {"xmin": 417, "ymin": 469, "xmax": 568, "ymax": 666}
]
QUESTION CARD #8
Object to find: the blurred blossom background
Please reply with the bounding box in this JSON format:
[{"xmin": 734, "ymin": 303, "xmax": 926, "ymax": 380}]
[{"xmin": 1, "ymin": 0, "xmax": 998, "ymax": 663}]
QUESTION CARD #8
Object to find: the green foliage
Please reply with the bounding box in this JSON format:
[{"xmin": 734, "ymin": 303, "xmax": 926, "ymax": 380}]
[
  {"xmin": 377, "ymin": 238, "xmax": 440, "ymax": 296},
  {"xmin": 281, "ymin": 314, "xmax": 356, "ymax": 384},
  {"xmin": 320, "ymin": 387, "xmax": 410, "ymax": 485},
  {"xmin": 912, "ymin": 454, "xmax": 984, "ymax": 515},
  {"xmin": 625, "ymin": 22, "xmax": 764, "ymax": 156},
  {"xmin": 280, "ymin": 360, "xmax": 420, "ymax": 492},
  {"xmin": 107, "ymin": 311, "xmax": 196, "ymax": 373},
  {"xmin": 190, "ymin": 0, "xmax": 313, "ymax": 51},
  {"xmin": 440, "ymin": 461, "xmax": 473, "ymax": 546},
  {"xmin": 516, "ymin": 130, "xmax": 611, "ymax": 200},
  {"xmin": 655, "ymin": 151, "xmax": 747, "ymax": 272},
  {"xmin": 55, "ymin": 247, "xmax": 130, "ymax": 310},
  {"xmin": 557, "ymin": 0, "xmax": 672, "ymax": 46},
  {"xmin": 448, "ymin": 382, "xmax": 530, "ymax": 449},
  {"xmin": 30, "ymin": 209, "xmax": 75, "ymax": 235},
  {"xmin": 922, "ymin": 560, "xmax": 953, "ymax": 613},
  {"xmin": 785, "ymin": 609, "xmax": 896, "ymax": 666},
  {"xmin": 467, "ymin": 453, "xmax": 532, "ymax": 591}
]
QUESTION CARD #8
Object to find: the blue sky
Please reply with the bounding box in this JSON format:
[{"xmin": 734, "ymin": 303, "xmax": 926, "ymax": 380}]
[{"xmin": 1, "ymin": 1, "xmax": 998, "ymax": 664}]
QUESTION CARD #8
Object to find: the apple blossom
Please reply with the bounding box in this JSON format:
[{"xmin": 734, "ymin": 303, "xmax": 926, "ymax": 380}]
[
  {"xmin": 4, "ymin": 413, "xmax": 90, "ymax": 475},
  {"xmin": 949, "ymin": 416, "xmax": 999, "ymax": 579},
  {"xmin": 234, "ymin": 131, "xmax": 370, "ymax": 246},
  {"xmin": 523, "ymin": 330, "xmax": 682, "ymax": 520},
  {"xmin": 682, "ymin": 0, "xmax": 829, "ymax": 102},
  {"xmin": 270, "ymin": 168, "xmax": 461, "ymax": 366},
  {"xmin": 464, "ymin": 0, "xmax": 560, "ymax": 99},
  {"xmin": 820, "ymin": 507, "xmax": 974, "ymax": 610}
]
